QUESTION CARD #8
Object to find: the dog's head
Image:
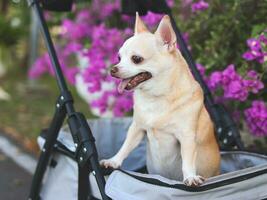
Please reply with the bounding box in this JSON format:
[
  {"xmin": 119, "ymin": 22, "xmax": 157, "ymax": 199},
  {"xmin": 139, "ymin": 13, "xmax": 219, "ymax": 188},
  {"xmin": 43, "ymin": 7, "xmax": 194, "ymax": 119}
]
[{"xmin": 111, "ymin": 13, "xmax": 177, "ymax": 94}]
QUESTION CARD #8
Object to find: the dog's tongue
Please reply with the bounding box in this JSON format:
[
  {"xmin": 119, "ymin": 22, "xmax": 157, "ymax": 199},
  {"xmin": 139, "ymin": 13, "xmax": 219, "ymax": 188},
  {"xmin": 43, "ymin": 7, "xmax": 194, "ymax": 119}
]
[{"xmin": 118, "ymin": 78, "xmax": 131, "ymax": 94}]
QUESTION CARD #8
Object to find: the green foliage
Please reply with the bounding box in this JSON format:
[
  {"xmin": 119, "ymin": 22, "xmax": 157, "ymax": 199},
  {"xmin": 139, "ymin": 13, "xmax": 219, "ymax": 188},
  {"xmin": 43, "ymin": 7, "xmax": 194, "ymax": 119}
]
[
  {"xmin": 175, "ymin": 0, "xmax": 267, "ymax": 74},
  {"xmin": 0, "ymin": 1, "xmax": 30, "ymax": 68},
  {"xmin": 0, "ymin": 1, "xmax": 30, "ymax": 47},
  {"xmin": 0, "ymin": 17, "xmax": 20, "ymax": 47}
]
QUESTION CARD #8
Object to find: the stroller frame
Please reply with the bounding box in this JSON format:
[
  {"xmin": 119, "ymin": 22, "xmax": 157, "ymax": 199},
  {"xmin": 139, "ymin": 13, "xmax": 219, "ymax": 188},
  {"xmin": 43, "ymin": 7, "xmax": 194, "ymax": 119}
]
[
  {"xmin": 27, "ymin": 0, "xmax": 110, "ymax": 199},
  {"xmin": 28, "ymin": 0, "xmax": 245, "ymax": 200}
]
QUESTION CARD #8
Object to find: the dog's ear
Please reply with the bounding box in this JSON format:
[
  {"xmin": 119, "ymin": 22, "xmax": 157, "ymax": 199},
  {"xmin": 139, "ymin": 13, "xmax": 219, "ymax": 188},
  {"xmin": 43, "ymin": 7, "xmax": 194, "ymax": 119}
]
[
  {"xmin": 155, "ymin": 15, "xmax": 177, "ymax": 52},
  {"xmin": 134, "ymin": 12, "xmax": 149, "ymax": 35}
]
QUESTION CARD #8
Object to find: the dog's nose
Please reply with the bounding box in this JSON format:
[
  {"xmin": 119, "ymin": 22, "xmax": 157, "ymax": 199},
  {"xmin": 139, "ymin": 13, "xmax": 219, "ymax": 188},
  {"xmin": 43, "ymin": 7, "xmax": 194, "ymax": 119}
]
[{"xmin": 110, "ymin": 66, "xmax": 119, "ymax": 76}]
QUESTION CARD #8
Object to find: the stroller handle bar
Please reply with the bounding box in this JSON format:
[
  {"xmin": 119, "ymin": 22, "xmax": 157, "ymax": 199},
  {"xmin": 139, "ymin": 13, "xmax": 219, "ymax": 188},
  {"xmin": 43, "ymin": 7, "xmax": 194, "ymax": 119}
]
[{"xmin": 27, "ymin": 0, "xmax": 110, "ymax": 199}]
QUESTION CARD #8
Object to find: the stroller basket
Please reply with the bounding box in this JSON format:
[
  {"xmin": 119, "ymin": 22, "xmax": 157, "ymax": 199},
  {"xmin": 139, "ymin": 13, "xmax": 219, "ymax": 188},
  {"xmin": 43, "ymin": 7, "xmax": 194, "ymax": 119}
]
[{"xmin": 38, "ymin": 118, "xmax": 267, "ymax": 200}]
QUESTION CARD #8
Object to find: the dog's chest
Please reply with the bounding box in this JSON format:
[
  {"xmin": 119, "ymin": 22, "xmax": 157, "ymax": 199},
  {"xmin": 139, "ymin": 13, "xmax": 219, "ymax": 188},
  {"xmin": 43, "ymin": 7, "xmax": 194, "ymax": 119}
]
[
  {"xmin": 145, "ymin": 128, "xmax": 183, "ymax": 180},
  {"xmin": 134, "ymin": 95, "xmax": 170, "ymax": 129},
  {"xmin": 134, "ymin": 94, "xmax": 183, "ymax": 180}
]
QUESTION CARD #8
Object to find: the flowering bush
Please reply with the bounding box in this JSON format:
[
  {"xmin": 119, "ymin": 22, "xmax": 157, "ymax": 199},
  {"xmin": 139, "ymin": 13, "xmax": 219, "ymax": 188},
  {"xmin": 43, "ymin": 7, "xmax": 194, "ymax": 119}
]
[
  {"xmin": 29, "ymin": 0, "xmax": 266, "ymax": 137},
  {"xmin": 207, "ymin": 65, "xmax": 264, "ymax": 101},
  {"xmin": 197, "ymin": 32, "xmax": 266, "ymax": 136},
  {"xmin": 244, "ymin": 101, "xmax": 267, "ymax": 136}
]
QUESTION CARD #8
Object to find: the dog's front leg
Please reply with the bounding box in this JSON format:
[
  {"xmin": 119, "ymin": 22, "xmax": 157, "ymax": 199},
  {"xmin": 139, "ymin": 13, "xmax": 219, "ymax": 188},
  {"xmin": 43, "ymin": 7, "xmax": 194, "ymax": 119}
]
[
  {"xmin": 100, "ymin": 121, "xmax": 144, "ymax": 169},
  {"xmin": 180, "ymin": 135, "xmax": 205, "ymax": 186}
]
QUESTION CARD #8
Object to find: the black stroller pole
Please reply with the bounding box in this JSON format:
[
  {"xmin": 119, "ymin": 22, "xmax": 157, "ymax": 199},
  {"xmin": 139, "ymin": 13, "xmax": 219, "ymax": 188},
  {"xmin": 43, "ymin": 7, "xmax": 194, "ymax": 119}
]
[
  {"xmin": 27, "ymin": 0, "xmax": 74, "ymax": 113},
  {"xmin": 27, "ymin": 0, "xmax": 110, "ymax": 199}
]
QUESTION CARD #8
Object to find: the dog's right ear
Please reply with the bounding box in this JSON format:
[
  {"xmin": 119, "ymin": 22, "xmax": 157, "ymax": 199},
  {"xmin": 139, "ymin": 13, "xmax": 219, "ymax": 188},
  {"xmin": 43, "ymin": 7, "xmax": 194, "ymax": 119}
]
[
  {"xmin": 134, "ymin": 12, "xmax": 149, "ymax": 35},
  {"xmin": 155, "ymin": 15, "xmax": 177, "ymax": 52}
]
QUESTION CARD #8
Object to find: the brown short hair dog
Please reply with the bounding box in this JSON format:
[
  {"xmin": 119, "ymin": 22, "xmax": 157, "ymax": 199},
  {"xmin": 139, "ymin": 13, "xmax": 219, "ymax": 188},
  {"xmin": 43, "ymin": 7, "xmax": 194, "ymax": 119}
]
[{"xmin": 101, "ymin": 13, "xmax": 220, "ymax": 186}]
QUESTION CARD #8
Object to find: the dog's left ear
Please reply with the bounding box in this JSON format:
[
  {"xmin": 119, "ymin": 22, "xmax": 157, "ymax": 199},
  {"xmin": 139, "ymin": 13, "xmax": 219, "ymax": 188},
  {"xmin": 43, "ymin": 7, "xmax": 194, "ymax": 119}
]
[{"xmin": 155, "ymin": 15, "xmax": 177, "ymax": 52}]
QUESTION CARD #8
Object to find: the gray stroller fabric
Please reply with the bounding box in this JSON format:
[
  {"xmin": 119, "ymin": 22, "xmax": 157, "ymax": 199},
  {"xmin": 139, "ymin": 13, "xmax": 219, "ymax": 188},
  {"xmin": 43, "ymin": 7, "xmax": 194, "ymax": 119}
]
[
  {"xmin": 38, "ymin": 117, "xmax": 146, "ymax": 200},
  {"xmin": 38, "ymin": 118, "xmax": 267, "ymax": 200},
  {"xmin": 106, "ymin": 165, "xmax": 267, "ymax": 200}
]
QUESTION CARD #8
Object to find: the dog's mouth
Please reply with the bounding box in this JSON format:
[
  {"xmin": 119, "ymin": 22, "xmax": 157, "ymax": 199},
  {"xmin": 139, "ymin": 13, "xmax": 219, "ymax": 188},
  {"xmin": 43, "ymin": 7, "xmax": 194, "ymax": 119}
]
[{"xmin": 118, "ymin": 72, "xmax": 152, "ymax": 94}]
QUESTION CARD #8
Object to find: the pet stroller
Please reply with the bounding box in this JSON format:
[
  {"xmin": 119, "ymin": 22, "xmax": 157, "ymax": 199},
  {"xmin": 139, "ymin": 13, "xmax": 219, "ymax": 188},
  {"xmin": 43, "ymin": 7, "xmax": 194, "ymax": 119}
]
[{"xmin": 28, "ymin": 0, "xmax": 267, "ymax": 200}]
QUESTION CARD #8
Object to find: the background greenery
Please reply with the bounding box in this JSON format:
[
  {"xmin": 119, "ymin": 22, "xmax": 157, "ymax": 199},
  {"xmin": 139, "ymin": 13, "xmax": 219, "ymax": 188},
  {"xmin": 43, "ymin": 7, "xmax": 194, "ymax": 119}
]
[{"xmin": 0, "ymin": 0, "xmax": 93, "ymax": 152}]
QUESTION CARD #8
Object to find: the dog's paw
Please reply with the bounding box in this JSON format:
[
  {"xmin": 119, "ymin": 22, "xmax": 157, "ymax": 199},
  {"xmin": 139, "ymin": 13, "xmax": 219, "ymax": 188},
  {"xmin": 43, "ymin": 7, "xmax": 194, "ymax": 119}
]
[
  {"xmin": 183, "ymin": 175, "xmax": 205, "ymax": 187},
  {"xmin": 100, "ymin": 158, "xmax": 121, "ymax": 169}
]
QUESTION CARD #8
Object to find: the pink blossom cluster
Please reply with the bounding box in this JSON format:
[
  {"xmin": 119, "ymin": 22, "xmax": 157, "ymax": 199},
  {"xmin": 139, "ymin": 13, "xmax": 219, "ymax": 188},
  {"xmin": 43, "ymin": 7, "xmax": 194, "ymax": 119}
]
[
  {"xmin": 197, "ymin": 63, "xmax": 265, "ymax": 136},
  {"xmin": 81, "ymin": 24, "xmax": 134, "ymax": 116},
  {"xmin": 207, "ymin": 64, "xmax": 264, "ymax": 101},
  {"xmin": 142, "ymin": 11, "xmax": 165, "ymax": 27},
  {"xmin": 191, "ymin": 0, "xmax": 209, "ymax": 13},
  {"xmin": 244, "ymin": 101, "xmax": 267, "ymax": 136},
  {"xmin": 61, "ymin": 9, "xmax": 93, "ymax": 41},
  {"xmin": 181, "ymin": 0, "xmax": 209, "ymax": 12},
  {"xmin": 242, "ymin": 33, "xmax": 267, "ymax": 64},
  {"xmin": 90, "ymin": 0, "xmax": 120, "ymax": 20},
  {"xmin": 121, "ymin": 12, "xmax": 164, "ymax": 30},
  {"xmin": 28, "ymin": 44, "xmax": 80, "ymax": 85}
]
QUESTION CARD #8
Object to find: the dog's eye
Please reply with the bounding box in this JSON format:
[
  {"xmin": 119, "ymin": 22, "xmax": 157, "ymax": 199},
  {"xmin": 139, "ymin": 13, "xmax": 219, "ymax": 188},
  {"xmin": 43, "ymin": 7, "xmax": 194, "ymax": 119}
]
[
  {"xmin": 118, "ymin": 55, "xmax": 121, "ymax": 62},
  {"xmin": 131, "ymin": 55, "xmax": 144, "ymax": 64}
]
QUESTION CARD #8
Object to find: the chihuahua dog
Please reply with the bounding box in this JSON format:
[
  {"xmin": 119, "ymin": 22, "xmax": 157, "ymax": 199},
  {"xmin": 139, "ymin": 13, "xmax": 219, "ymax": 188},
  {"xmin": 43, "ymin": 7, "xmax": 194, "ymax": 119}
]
[{"xmin": 100, "ymin": 14, "xmax": 220, "ymax": 186}]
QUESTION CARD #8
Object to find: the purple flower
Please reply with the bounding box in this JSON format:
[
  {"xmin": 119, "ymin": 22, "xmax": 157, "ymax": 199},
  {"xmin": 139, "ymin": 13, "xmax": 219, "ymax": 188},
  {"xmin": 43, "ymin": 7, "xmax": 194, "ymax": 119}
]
[
  {"xmin": 196, "ymin": 63, "xmax": 205, "ymax": 76},
  {"xmin": 246, "ymin": 70, "xmax": 258, "ymax": 79},
  {"xmin": 91, "ymin": 0, "xmax": 120, "ymax": 20},
  {"xmin": 243, "ymin": 70, "xmax": 264, "ymax": 94},
  {"xmin": 29, "ymin": 50, "xmax": 79, "ymax": 85},
  {"xmin": 208, "ymin": 71, "xmax": 222, "ymax": 90},
  {"xmin": 247, "ymin": 38, "xmax": 261, "ymax": 50},
  {"xmin": 259, "ymin": 33, "xmax": 267, "ymax": 45},
  {"xmin": 224, "ymin": 79, "xmax": 248, "ymax": 101},
  {"xmin": 191, "ymin": 0, "xmax": 209, "ymax": 13},
  {"xmin": 242, "ymin": 51, "xmax": 256, "ymax": 61},
  {"xmin": 166, "ymin": 0, "xmax": 175, "ymax": 7},
  {"xmin": 221, "ymin": 64, "xmax": 237, "ymax": 85},
  {"xmin": 121, "ymin": 15, "xmax": 132, "ymax": 23},
  {"xmin": 61, "ymin": 19, "xmax": 91, "ymax": 40},
  {"xmin": 206, "ymin": 65, "xmax": 263, "ymax": 101},
  {"xmin": 63, "ymin": 42, "xmax": 83, "ymax": 56},
  {"xmin": 142, "ymin": 11, "xmax": 164, "ymax": 27},
  {"xmin": 78, "ymin": 23, "xmax": 134, "ymax": 116},
  {"xmin": 65, "ymin": 67, "xmax": 79, "ymax": 85},
  {"xmin": 242, "ymin": 35, "xmax": 266, "ymax": 64},
  {"xmin": 112, "ymin": 93, "xmax": 133, "ymax": 117},
  {"xmin": 28, "ymin": 54, "xmax": 51, "ymax": 79},
  {"xmin": 244, "ymin": 100, "xmax": 267, "ymax": 136},
  {"xmin": 76, "ymin": 9, "xmax": 92, "ymax": 22}
]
